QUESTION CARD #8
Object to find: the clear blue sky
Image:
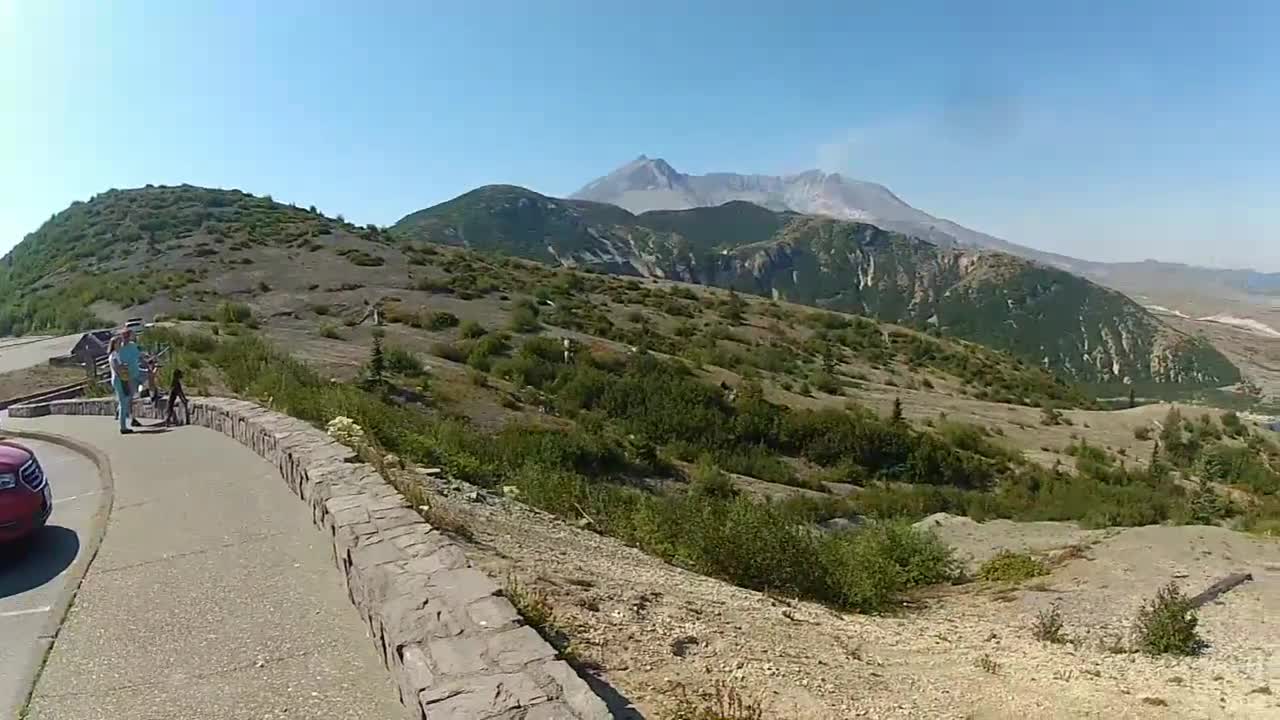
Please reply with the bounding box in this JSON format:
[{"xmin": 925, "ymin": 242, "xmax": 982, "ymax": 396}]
[{"xmin": 3, "ymin": 1, "xmax": 1279, "ymax": 270}]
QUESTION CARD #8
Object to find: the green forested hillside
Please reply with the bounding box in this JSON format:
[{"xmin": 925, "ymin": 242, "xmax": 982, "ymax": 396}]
[{"xmin": 394, "ymin": 186, "xmax": 1240, "ymax": 386}]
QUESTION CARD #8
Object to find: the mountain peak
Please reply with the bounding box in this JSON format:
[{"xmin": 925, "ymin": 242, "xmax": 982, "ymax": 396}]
[{"xmin": 569, "ymin": 156, "xmax": 690, "ymax": 210}]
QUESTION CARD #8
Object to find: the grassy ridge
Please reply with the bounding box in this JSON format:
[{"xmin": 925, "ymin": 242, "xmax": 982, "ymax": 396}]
[{"xmin": 0, "ymin": 185, "xmax": 349, "ymax": 335}]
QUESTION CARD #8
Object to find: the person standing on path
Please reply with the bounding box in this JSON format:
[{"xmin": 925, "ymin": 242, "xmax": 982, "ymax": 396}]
[
  {"xmin": 110, "ymin": 330, "xmax": 143, "ymax": 434},
  {"xmin": 119, "ymin": 329, "xmax": 143, "ymax": 427}
]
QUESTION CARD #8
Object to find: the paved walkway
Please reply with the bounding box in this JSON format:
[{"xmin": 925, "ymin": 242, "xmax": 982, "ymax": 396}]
[{"xmin": 6, "ymin": 415, "xmax": 405, "ymax": 720}]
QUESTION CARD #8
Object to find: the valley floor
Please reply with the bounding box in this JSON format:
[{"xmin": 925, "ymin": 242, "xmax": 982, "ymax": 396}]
[{"xmin": 423, "ymin": 474, "xmax": 1280, "ymax": 720}]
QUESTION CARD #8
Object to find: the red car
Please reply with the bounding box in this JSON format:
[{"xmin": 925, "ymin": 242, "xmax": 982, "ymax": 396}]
[{"xmin": 0, "ymin": 441, "xmax": 51, "ymax": 543}]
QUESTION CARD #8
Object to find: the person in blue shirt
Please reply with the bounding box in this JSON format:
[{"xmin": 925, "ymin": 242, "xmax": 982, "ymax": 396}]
[{"xmin": 109, "ymin": 329, "xmax": 143, "ymax": 434}]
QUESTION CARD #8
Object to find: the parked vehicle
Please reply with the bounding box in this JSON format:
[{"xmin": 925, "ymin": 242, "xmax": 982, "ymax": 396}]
[{"xmin": 0, "ymin": 441, "xmax": 52, "ymax": 544}]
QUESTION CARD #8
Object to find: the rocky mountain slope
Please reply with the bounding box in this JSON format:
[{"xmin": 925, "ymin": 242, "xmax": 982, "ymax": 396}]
[
  {"xmin": 573, "ymin": 156, "xmax": 1280, "ymax": 300},
  {"xmin": 571, "ymin": 156, "xmax": 1082, "ymax": 264},
  {"xmin": 394, "ymin": 185, "xmax": 1238, "ymax": 386}
]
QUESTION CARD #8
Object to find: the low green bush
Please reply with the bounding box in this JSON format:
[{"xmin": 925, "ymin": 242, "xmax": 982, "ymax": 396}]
[
  {"xmin": 216, "ymin": 301, "xmax": 252, "ymax": 324},
  {"xmin": 1135, "ymin": 583, "xmax": 1206, "ymax": 656},
  {"xmin": 688, "ymin": 456, "xmax": 738, "ymax": 499},
  {"xmin": 459, "ymin": 319, "xmax": 487, "ymax": 339},
  {"xmin": 426, "ymin": 311, "xmax": 460, "ymax": 331},
  {"xmin": 430, "ymin": 341, "xmax": 465, "ymax": 363},
  {"xmin": 509, "ymin": 301, "xmax": 541, "ymax": 333},
  {"xmin": 384, "ymin": 347, "xmax": 424, "ymax": 376},
  {"xmin": 978, "ymin": 551, "xmax": 1048, "ymax": 583}
]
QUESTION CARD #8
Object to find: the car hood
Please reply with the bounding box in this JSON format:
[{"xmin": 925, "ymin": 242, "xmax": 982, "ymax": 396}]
[{"xmin": 0, "ymin": 441, "xmax": 33, "ymax": 471}]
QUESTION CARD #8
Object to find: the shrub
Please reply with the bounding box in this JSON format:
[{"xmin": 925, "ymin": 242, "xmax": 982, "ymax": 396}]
[
  {"xmin": 1034, "ymin": 603, "xmax": 1067, "ymax": 643},
  {"xmin": 809, "ymin": 370, "xmax": 841, "ymax": 395},
  {"xmin": 466, "ymin": 332, "xmax": 510, "ymax": 370},
  {"xmin": 1184, "ymin": 483, "xmax": 1230, "ymax": 525},
  {"xmin": 384, "ymin": 347, "xmax": 424, "ymax": 376},
  {"xmin": 1220, "ymin": 410, "xmax": 1245, "ymax": 437},
  {"xmin": 426, "ymin": 311, "xmax": 460, "ymax": 331},
  {"xmin": 505, "ymin": 574, "xmax": 555, "ymax": 636},
  {"xmin": 1198, "ymin": 442, "xmax": 1280, "ymax": 495},
  {"xmin": 1134, "ymin": 425, "xmax": 1152, "ymax": 441},
  {"xmin": 318, "ymin": 324, "xmax": 342, "ymax": 340},
  {"xmin": 431, "ymin": 342, "xmax": 466, "ymax": 363},
  {"xmin": 415, "ymin": 277, "xmax": 452, "ymax": 293},
  {"xmin": 688, "ymin": 456, "xmax": 737, "ymax": 499},
  {"xmin": 459, "ymin": 319, "xmax": 487, "ymax": 339},
  {"xmin": 216, "ymin": 301, "xmax": 252, "ymax": 324},
  {"xmin": 1135, "ymin": 583, "xmax": 1206, "ymax": 656},
  {"xmin": 978, "ymin": 551, "xmax": 1048, "ymax": 583},
  {"xmin": 338, "ymin": 248, "xmax": 384, "ymax": 266},
  {"xmin": 509, "ymin": 302, "xmax": 541, "ymax": 333}
]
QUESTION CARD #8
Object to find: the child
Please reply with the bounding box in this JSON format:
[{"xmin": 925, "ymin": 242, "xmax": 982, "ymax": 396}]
[
  {"xmin": 165, "ymin": 368, "xmax": 190, "ymax": 426},
  {"xmin": 146, "ymin": 355, "xmax": 163, "ymax": 412}
]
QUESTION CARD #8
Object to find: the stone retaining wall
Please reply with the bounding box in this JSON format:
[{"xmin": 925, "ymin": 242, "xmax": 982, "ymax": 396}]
[{"xmin": 10, "ymin": 397, "xmax": 612, "ymax": 720}]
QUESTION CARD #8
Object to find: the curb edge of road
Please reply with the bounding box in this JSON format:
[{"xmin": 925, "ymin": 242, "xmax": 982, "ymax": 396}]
[{"xmin": 1, "ymin": 428, "xmax": 114, "ymax": 718}]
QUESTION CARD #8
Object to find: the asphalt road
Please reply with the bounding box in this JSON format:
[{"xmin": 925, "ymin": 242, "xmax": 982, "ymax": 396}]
[
  {"xmin": 0, "ymin": 439, "xmax": 107, "ymax": 720},
  {"xmin": 0, "ymin": 336, "xmax": 80, "ymax": 375}
]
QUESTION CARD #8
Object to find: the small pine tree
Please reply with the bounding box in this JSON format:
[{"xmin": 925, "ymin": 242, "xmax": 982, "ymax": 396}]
[
  {"xmin": 1128, "ymin": 388, "xmax": 1136, "ymax": 409},
  {"xmin": 367, "ymin": 330, "xmax": 386, "ymax": 388},
  {"xmin": 1188, "ymin": 482, "xmax": 1227, "ymax": 525},
  {"xmin": 891, "ymin": 397, "xmax": 904, "ymax": 424}
]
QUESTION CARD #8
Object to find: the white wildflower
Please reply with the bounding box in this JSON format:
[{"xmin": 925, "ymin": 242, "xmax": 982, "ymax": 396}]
[{"xmin": 326, "ymin": 416, "xmax": 366, "ymax": 449}]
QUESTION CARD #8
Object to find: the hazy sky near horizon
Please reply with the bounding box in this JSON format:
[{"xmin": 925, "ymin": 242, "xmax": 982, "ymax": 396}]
[{"xmin": 3, "ymin": 1, "xmax": 1279, "ymax": 270}]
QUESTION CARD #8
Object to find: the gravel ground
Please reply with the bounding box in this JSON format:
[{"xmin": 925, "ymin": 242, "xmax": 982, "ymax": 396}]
[{"xmin": 417, "ymin": 477, "xmax": 1280, "ymax": 720}]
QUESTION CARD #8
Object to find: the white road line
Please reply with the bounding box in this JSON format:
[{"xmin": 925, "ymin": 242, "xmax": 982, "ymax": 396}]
[
  {"xmin": 53, "ymin": 491, "xmax": 98, "ymax": 505},
  {"xmin": 0, "ymin": 606, "xmax": 51, "ymax": 618}
]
